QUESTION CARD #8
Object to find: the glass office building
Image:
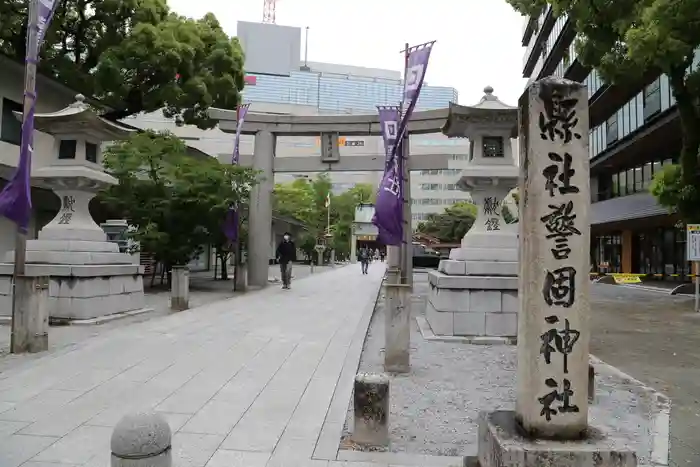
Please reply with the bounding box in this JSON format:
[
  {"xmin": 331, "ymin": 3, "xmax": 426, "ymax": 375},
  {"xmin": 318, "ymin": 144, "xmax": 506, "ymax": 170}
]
[{"xmin": 243, "ymin": 70, "xmax": 458, "ymax": 113}]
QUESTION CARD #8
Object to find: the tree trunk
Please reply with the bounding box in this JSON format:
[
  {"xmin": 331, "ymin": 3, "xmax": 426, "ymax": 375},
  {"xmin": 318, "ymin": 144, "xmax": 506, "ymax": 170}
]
[
  {"xmin": 150, "ymin": 263, "xmax": 158, "ymax": 288},
  {"xmin": 219, "ymin": 253, "xmax": 229, "ymax": 280}
]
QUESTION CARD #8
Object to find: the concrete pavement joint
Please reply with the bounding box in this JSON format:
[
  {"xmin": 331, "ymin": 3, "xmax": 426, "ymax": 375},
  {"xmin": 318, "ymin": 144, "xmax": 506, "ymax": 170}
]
[{"xmin": 312, "ymin": 273, "xmax": 385, "ymax": 462}]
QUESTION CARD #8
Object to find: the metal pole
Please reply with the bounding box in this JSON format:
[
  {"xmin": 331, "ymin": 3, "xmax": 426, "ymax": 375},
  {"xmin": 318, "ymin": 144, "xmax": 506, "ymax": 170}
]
[
  {"xmin": 10, "ymin": 0, "xmax": 38, "ymax": 353},
  {"xmin": 397, "ymin": 42, "xmax": 412, "ymax": 284},
  {"xmin": 401, "ymin": 137, "xmax": 412, "ymax": 286},
  {"xmin": 695, "ymin": 261, "xmax": 699, "ymax": 312}
]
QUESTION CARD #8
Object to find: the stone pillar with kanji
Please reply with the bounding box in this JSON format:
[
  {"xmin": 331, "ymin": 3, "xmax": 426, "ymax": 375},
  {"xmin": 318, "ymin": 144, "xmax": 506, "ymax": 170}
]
[
  {"xmin": 515, "ymin": 78, "xmax": 590, "ymax": 439},
  {"xmin": 477, "ymin": 78, "xmax": 637, "ymax": 467}
]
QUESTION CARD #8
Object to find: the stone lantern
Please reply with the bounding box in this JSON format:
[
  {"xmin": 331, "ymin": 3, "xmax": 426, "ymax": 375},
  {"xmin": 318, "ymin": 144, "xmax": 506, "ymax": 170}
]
[
  {"xmin": 0, "ymin": 95, "xmax": 147, "ymax": 322},
  {"xmin": 425, "ymin": 86, "xmax": 519, "ymax": 339}
]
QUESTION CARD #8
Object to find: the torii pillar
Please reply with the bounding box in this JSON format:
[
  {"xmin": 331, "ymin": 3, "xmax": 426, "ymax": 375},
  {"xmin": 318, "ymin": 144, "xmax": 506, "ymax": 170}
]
[{"xmin": 248, "ymin": 130, "xmax": 275, "ymax": 289}]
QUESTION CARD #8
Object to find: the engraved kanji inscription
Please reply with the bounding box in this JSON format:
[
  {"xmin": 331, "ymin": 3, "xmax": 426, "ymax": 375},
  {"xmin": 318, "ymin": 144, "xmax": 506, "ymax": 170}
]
[
  {"xmin": 58, "ymin": 212, "xmax": 72, "ymax": 224},
  {"xmin": 540, "ymin": 201, "xmax": 582, "ymax": 260},
  {"xmin": 543, "ymin": 152, "xmax": 579, "ymax": 197},
  {"xmin": 62, "ymin": 195, "xmax": 75, "ymax": 212},
  {"xmin": 542, "ymin": 266, "xmax": 576, "ymax": 308},
  {"xmin": 539, "ymin": 91, "xmax": 582, "ymax": 143},
  {"xmin": 538, "ymin": 378, "xmax": 580, "ymax": 421},
  {"xmin": 483, "ymin": 197, "xmax": 501, "ymax": 216},
  {"xmin": 540, "ymin": 315, "xmax": 580, "ymax": 373},
  {"xmin": 485, "ymin": 218, "xmax": 501, "ymax": 231}
]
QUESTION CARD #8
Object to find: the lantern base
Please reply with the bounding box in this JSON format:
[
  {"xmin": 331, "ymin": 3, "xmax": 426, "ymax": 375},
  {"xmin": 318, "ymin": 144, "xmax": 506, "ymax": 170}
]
[{"xmin": 478, "ymin": 410, "xmax": 637, "ymax": 467}]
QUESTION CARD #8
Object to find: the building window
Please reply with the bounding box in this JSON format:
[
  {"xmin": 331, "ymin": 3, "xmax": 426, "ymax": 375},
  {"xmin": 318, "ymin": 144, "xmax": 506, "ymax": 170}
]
[
  {"xmin": 482, "ymin": 136, "xmax": 504, "ymax": 157},
  {"xmin": 606, "ymin": 113, "xmax": 618, "ymax": 144},
  {"xmin": 58, "ymin": 139, "xmax": 77, "ymax": 159},
  {"xmin": 1, "ymin": 98, "xmax": 22, "ymax": 145},
  {"xmin": 85, "ymin": 142, "xmax": 98, "ymax": 163},
  {"xmin": 643, "ymin": 78, "xmax": 661, "ymax": 120}
]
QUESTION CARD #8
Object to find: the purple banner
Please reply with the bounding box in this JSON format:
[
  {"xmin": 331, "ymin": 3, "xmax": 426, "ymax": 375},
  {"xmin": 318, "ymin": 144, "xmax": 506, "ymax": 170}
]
[
  {"xmin": 377, "ymin": 106, "xmax": 400, "ymax": 170},
  {"xmin": 391, "ymin": 41, "xmax": 435, "ymax": 163},
  {"xmin": 374, "ymin": 41, "xmax": 435, "ymax": 246},
  {"xmin": 0, "ymin": 0, "xmax": 60, "ymax": 233},
  {"xmin": 37, "ymin": 0, "xmax": 60, "ymax": 46},
  {"xmin": 231, "ymin": 104, "xmax": 249, "ymax": 165},
  {"xmin": 373, "ymin": 106, "xmax": 402, "ymax": 245},
  {"xmin": 224, "ymin": 103, "xmax": 250, "ymax": 243}
]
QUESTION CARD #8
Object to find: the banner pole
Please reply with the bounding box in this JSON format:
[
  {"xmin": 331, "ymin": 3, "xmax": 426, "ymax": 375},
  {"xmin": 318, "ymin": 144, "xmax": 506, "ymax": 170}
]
[
  {"xmin": 10, "ymin": 0, "xmax": 39, "ymax": 353},
  {"xmin": 695, "ymin": 261, "xmax": 699, "ymax": 312}
]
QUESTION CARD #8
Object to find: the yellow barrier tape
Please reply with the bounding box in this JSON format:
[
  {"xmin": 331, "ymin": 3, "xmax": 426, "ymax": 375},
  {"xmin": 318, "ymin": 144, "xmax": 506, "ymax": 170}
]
[{"xmin": 589, "ymin": 273, "xmax": 697, "ymax": 277}]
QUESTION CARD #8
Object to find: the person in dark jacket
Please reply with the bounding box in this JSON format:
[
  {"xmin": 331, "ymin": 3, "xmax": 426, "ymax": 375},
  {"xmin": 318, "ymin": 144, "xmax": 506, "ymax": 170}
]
[{"xmin": 276, "ymin": 232, "xmax": 297, "ymax": 289}]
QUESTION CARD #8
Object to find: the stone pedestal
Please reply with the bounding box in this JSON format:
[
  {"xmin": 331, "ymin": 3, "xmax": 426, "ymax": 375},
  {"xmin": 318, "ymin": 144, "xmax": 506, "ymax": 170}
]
[
  {"xmin": 0, "ymin": 177, "xmax": 146, "ymax": 321},
  {"xmin": 353, "ymin": 373, "xmax": 390, "ymax": 447},
  {"xmin": 170, "ymin": 267, "xmax": 189, "ymax": 311},
  {"xmin": 10, "ymin": 276, "xmax": 49, "ymax": 353},
  {"xmin": 478, "ymin": 411, "xmax": 637, "ymax": 467},
  {"xmin": 1, "ymin": 174, "xmax": 147, "ymax": 321},
  {"xmin": 426, "ymin": 186, "xmax": 519, "ymax": 339}
]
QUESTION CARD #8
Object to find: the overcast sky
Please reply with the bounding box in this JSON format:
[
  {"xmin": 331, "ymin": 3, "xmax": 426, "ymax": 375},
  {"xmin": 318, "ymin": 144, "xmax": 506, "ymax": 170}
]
[{"xmin": 167, "ymin": 0, "xmax": 528, "ymax": 107}]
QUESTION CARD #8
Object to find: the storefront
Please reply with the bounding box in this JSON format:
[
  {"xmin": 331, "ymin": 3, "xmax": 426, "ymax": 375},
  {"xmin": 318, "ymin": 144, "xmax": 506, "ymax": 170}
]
[
  {"xmin": 592, "ymin": 225, "xmax": 691, "ymax": 281},
  {"xmin": 632, "ymin": 226, "xmax": 690, "ymax": 281},
  {"xmin": 591, "ymin": 233, "xmax": 622, "ymax": 273}
]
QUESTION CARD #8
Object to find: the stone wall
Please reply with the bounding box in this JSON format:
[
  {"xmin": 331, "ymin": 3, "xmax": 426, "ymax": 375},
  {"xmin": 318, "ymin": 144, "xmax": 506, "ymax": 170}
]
[
  {"xmin": 426, "ymin": 273, "xmax": 518, "ymax": 337},
  {"xmin": 0, "ymin": 273, "xmax": 145, "ymax": 320}
]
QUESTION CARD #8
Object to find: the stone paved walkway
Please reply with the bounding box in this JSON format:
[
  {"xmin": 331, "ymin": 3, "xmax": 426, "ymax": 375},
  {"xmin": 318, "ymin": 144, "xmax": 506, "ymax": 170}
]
[
  {"xmin": 0, "ymin": 265, "xmax": 384, "ymax": 467},
  {"xmin": 0, "ymin": 265, "xmax": 333, "ymax": 371}
]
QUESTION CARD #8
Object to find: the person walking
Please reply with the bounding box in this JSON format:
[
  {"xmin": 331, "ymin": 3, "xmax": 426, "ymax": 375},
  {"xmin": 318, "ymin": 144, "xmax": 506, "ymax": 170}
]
[
  {"xmin": 358, "ymin": 246, "xmax": 370, "ymax": 275},
  {"xmin": 276, "ymin": 232, "xmax": 296, "ymax": 289}
]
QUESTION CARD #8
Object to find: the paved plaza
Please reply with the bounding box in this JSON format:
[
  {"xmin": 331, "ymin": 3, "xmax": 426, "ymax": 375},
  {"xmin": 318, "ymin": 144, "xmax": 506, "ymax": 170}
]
[
  {"xmin": 0, "ymin": 265, "xmax": 384, "ymax": 467},
  {"xmin": 0, "ymin": 264, "xmax": 698, "ymax": 466}
]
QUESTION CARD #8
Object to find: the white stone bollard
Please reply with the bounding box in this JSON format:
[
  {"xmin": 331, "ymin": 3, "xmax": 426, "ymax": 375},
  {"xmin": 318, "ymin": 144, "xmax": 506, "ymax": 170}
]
[
  {"xmin": 10, "ymin": 276, "xmax": 49, "ymax": 354},
  {"xmin": 170, "ymin": 266, "xmax": 189, "ymax": 311},
  {"xmin": 353, "ymin": 373, "xmax": 390, "ymax": 447},
  {"xmin": 111, "ymin": 412, "xmax": 172, "ymax": 467}
]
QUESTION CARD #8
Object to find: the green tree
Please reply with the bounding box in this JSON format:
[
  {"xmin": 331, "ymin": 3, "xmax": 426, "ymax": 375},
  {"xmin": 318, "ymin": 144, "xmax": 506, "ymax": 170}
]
[
  {"xmin": 506, "ymin": 0, "xmax": 700, "ymax": 223},
  {"xmin": 99, "ymin": 131, "xmax": 258, "ymax": 284},
  {"xmin": 329, "ymin": 184, "xmax": 376, "ymax": 258},
  {"xmin": 0, "ymin": 0, "xmax": 244, "ymax": 128},
  {"xmin": 416, "ymin": 201, "xmax": 478, "ymax": 242},
  {"xmin": 273, "ymin": 176, "xmax": 375, "ymax": 261}
]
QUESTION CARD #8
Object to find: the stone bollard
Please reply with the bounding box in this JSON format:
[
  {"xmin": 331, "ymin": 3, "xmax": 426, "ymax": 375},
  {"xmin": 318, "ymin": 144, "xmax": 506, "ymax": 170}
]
[
  {"xmin": 11, "ymin": 276, "xmax": 49, "ymax": 354},
  {"xmin": 111, "ymin": 412, "xmax": 172, "ymax": 467},
  {"xmin": 353, "ymin": 373, "xmax": 390, "ymax": 447},
  {"xmin": 170, "ymin": 266, "xmax": 189, "ymax": 311}
]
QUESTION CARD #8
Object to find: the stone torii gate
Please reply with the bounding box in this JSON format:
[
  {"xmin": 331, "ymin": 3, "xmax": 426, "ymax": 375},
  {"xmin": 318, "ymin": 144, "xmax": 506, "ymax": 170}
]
[{"xmin": 207, "ymin": 107, "xmax": 452, "ymax": 288}]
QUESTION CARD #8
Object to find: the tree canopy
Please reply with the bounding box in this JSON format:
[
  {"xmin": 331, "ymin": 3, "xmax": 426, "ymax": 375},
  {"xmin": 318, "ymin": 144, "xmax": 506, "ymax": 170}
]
[
  {"xmin": 273, "ymin": 175, "xmax": 375, "ymax": 259},
  {"xmin": 507, "ymin": 0, "xmax": 700, "ymax": 222},
  {"xmin": 416, "ymin": 202, "xmax": 478, "ymax": 243},
  {"xmin": 99, "ymin": 130, "xmax": 258, "ymax": 274},
  {"xmin": 0, "ymin": 0, "xmax": 245, "ymax": 128}
]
